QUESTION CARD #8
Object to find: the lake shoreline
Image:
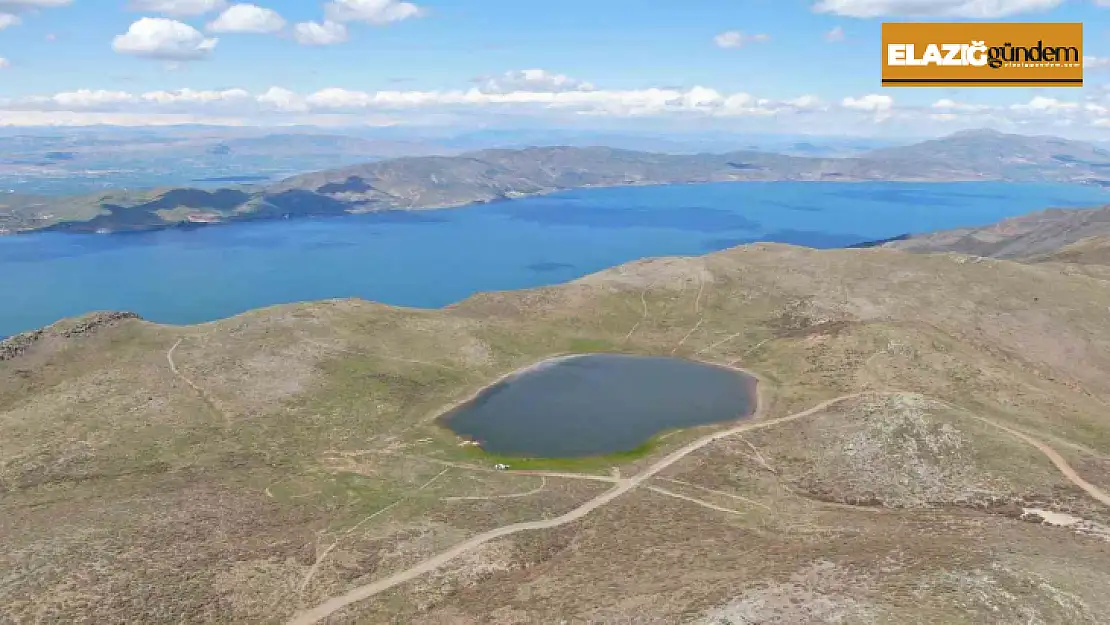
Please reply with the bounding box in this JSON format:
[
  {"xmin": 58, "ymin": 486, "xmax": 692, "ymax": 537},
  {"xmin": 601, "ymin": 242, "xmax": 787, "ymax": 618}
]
[
  {"xmin": 3, "ymin": 176, "xmax": 1075, "ymax": 238},
  {"xmin": 3, "ymin": 180, "xmax": 1107, "ymax": 339},
  {"xmin": 431, "ymin": 352, "xmax": 588, "ymax": 444},
  {"xmin": 436, "ymin": 353, "xmax": 760, "ymax": 459}
]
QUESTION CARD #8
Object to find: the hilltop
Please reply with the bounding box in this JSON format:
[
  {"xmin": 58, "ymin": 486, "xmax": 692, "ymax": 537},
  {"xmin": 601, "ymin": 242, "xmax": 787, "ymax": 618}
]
[
  {"xmin": 3, "ymin": 235, "xmax": 1110, "ymax": 623},
  {"xmin": 2, "ymin": 129, "xmax": 1108, "ymax": 235},
  {"xmin": 1025, "ymin": 235, "xmax": 1110, "ymax": 266},
  {"xmin": 883, "ymin": 202, "xmax": 1110, "ymax": 259}
]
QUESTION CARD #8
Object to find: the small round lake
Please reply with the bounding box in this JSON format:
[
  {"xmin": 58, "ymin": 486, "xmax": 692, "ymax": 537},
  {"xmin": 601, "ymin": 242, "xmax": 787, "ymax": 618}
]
[{"xmin": 441, "ymin": 354, "xmax": 758, "ymax": 458}]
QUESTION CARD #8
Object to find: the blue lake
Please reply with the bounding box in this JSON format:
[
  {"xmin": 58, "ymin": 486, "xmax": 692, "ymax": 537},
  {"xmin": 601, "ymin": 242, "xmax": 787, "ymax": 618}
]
[
  {"xmin": 1, "ymin": 181, "xmax": 1107, "ymax": 338},
  {"xmin": 442, "ymin": 354, "xmax": 758, "ymax": 458}
]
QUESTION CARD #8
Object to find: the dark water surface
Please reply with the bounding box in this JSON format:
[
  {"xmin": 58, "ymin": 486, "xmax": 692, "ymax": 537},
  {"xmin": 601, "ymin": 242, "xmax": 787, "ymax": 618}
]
[
  {"xmin": 442, "ymin": 354, "xmax": 758, "ymax": 458},
  {"xmin": 1, "ymin": 181, "xmax": 1107, "ymax": 338}
]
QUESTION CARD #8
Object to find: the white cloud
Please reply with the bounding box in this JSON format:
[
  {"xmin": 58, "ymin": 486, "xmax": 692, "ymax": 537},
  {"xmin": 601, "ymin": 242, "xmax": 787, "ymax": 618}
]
[
  {"xmin": 11, "ymin": 87, "xmax": 257, "ymax": 114},
  {"xmin": 293, "ymin": 20, "xmax": 348, "ymax": 45},
  {"xmin": 714, "ymin": 31, "xmax": 770, "ymax": 49},
  {"xmin": 682, "ymin": 86, "xmax": 725, "ymax": 109},
  {"xmin": 0, "ymin": 110, "xmax": 249, "ymax": 127},
  {"xmin": 0, "ymin": 57, "xmax": 9, "ymax": 69},
  {"xmin": 128, "ymin": 0, "xmax": 227, "ymax": 16},
  {"xmin": 1086, "ymin": 56, "xmax": 1110, "ymax": 70},
  {"xmin": 716, "ymin": 93, "xmax": 799, "ymax": 116},
  {"xmin": 477, "ymin": 69, "xmax": 596, "ymax": 94},
  {"xmin": 824, "ymin": 26, "xmax": 844, "ymax": 42},
  {"xmin": 7, "ymin": 77, "xmax": 1110, "ymax": 134},
  {"xmin": 718, "ymin": 93, "xmax": 755, "ymax": 111},
  {"xmin": 1010, "ymin": 96, "xmax": 1080, "ymax": 113},
  {"xmin": 295, "ymin": 85, "xmax": 817, "ymax": 119},
  {"xmin": 785, "ymin": 95, "xmax": 825, "ymax": 110},
  {"xmin": 113, "ymin": 18, "xmax": 219, "ymax": 61},
  {"xmin": 813, "ymin": 0, "xmax": 1062, "ymax": 18},
  {"xmin": 0, "ymin": 13, "xmax": 20, "ymax": 29},
  {"xmin": 257, "ymin": 86, "xmax": 308, "ymax": 111},
  {"xmin": 324, "ymin": 0, "xmax": 424, "ymax": 24},
  {"xmin": 932, "ymin": 98, "xmax": 995, "ymax": 113},
  {"xmin": 842, "ymin": 94, "xmax": 894, "ymax": 121},
  {"xmin": 1086, "ymin": 103, "xmax": 1109, "ymax": 116},
  {"xmin": 140, "ymin": 88, "xmax": 251, "ymax": 104},
  {"xmin": 55, "ymin": 90, "xmax": 138, "ymax": 107},
  {"xmin": 207, "ymin": 4, "xmax": 285, "ymax": 33},
  {"xmin": 842, "ymin": 94, "xmax": 893, "ymax": 112},
  {"xmin": 5, "ymin": 81, "xmax": 818, "ymax": 122},
  {"xmin": 303, "ymin": 87, "xmax": 373, "ymax": 109},
  {"xmin": 17, "ymin": 89, "xmax": 141, "ymax": 109}
]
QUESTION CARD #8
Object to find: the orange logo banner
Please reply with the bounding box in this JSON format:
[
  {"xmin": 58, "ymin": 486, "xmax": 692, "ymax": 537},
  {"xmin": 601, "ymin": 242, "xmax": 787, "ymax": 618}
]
[{"xmin": 881, "ymin": 22, "xmax": 1083, "ymax": 87}]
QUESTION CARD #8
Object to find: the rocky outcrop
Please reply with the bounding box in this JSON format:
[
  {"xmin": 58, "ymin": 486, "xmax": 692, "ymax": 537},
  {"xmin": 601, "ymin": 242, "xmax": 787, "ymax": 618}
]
[{"xmin": 0, "ymin": 311, "xmax": 141, "ymax": 361}]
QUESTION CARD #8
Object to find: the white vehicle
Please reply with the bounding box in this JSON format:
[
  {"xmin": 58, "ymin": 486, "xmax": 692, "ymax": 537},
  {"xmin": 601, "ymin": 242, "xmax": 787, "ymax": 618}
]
[{"xmin": 493, "ymin": 463, "xmax": 510, "ymax": 471}]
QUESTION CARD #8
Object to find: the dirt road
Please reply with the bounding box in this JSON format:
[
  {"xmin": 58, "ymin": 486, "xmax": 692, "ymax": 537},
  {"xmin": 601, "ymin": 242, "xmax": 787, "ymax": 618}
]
[
  {"xmin": 970, "ymin": 415, "xmax": 1110, "ymax": 507},
  {"xmin": 167, "ymin": 338, "xmax": 230, "ymax": 424},
  {"xmin": 286, "ymin": 391, "xmax": 876, "ymax": 625},
  {"xmin": 287, "ymin": 390, "xmax": 1110, "ymax": 625}
]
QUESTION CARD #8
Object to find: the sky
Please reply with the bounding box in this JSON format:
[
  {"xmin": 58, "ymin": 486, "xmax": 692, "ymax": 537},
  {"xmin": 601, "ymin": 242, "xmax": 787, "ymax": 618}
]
[{"xmin": 0, "ymin": 0, "xmax": 1108, "ymax": 137}]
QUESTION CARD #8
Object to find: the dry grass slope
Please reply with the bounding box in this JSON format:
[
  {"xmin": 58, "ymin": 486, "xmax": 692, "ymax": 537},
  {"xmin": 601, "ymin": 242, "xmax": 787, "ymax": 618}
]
[{"xmin": 3, "ymin": 243, "xmax": 1110, "ymax": 624}]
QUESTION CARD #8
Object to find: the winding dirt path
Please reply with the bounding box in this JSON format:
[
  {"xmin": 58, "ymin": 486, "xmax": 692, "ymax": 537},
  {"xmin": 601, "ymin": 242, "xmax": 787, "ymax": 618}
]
[
  {"xmin": 286, "ymin": 387, "xmax": 1110, "ymax": 624},
  {"xmin": 297, "ymin": 468, "xmax": 451, "ymax": 594},
  {"xmin": 167, "ymin": 338, "xmax": 230, "ymax": 424},
  {"xmin": 693, "ymin": 274, "xmax": 707, "ymax": 315},
  {"xmin": 410, "ymin": 456, "xmax": 619, "ymax": 485},
  {"xmin": 442, "ymin": 477, "xmax": 548, "ymax": 502},
  {"xmin": 968, "ymin": 415, "xmax": 1110, "ymax": 507},
  {"xmin": 916, "ymin": 396, "xmax": 1110, "ymax": 507},
  {"xmin": 658, "ymin": 477, "xmax": 771, "ymax": 511},
  {"xmin": 672, "ymin": 317, "xmax": 706, "ymax": 355},
  {"xmin": 646, "ymin": 485, "xmax": 747, "ymax": 517},
  {"xmin": 166, "ymin": 339, "xmax": 199, "ymax": 394},
  {"xmin": 623, "ymin": 287, "xmax": 651, "ymax": 342},
  {"xmin": 286, "ymin": 392, "xmax": 875, "ymax": 625},
  {"xmin": 695, "ymin": 331, "xmax": 744, "ymax": 356}
]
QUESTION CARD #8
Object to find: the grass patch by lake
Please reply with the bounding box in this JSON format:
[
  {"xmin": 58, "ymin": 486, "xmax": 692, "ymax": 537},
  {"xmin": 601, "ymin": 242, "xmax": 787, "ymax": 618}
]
[
  {"xmin": 565, "ymin": 337, "xmax": 621, "ymax": 353},
  {"xmin": 453, "ymin": 434, "xmax": 666, "ymax": 472}
]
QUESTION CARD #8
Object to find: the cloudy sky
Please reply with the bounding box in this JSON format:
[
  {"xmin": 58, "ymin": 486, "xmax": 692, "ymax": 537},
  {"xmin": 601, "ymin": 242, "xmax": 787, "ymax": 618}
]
[{"xmin": 0, "ymin": 0, "xmax": 1108, "ymax": 137}]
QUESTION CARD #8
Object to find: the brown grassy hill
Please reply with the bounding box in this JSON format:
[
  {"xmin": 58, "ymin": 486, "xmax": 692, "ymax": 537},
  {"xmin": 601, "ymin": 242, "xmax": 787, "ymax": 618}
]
[
  {"xmin": 1021, "ymin": 235, "xmax": 1110, "ymax": 281},
  {"xmin": 3, "ymin": 244, "xmax": 1110, "ymax": 624},
  {"xmin": 883, "ymin": 203, "xmax": 1110, "ymax": 260},
  {"xmin": 1023, "ymin": 234, "xmax": 1110, "ymax": 265}
]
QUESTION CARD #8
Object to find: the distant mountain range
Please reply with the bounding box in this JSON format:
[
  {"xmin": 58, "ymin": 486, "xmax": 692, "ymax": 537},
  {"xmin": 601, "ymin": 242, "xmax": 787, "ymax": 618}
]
[{"xmin": 1, "ymin": 129, "xmax": 1108, "ymax": 235}]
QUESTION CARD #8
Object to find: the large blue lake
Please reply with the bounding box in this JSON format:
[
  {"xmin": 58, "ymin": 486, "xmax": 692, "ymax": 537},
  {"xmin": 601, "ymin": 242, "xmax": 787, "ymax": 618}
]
[{"xmin": 2, "ymin": 181, "xmax": 1107, "ymax": 338}]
